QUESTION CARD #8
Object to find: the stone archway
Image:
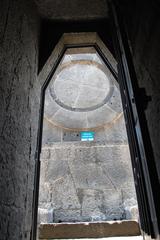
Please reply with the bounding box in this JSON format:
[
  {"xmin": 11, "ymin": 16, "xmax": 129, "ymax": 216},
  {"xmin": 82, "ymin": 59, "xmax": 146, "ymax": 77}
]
[{"xmin": 35, "ymin": 33, "xmax": 139, "ymax": 239}]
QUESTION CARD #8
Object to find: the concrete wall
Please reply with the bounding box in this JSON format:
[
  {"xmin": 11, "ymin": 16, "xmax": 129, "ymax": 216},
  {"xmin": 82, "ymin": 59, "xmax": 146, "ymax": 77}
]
[
  {"xmin": 35, "ymin": 0, "xmax": 108, "ymax": 21},
  {"xmin": 42, "ymin": 114, "xmax": 128, "ymax": 144},
  {"xmin": 39, "ymin": 115, "xmax": 138, "ymax": 223},
  {"xmin": 0, "ymin": 1, "xmax": 40, "ymax": 239}
]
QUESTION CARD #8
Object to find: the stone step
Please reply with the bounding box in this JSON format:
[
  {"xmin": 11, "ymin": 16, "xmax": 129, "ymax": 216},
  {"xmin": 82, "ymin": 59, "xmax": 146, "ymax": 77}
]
[
  {"xmin": 38, "ymin": 220, "xmax": 141, "ymax": 239},
  {"xmin": 39, "ymin": 238, "xmax": 143, "ymax": 240}
]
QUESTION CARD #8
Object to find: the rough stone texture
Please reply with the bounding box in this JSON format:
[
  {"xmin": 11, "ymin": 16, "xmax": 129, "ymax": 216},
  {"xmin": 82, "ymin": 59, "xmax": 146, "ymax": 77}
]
[
  {"xmin": 39, "ymin": 42, "xmax": 137, "ymax": 223},
  {"xmin": 39, "ymin": 142, "xmax": 137, "ymax": 223},
  {"xmin": 35, "ymin": 0, "xmax": 108, "ymax": 21},
  {"xmin": 42, "ymin": 114, "xmax": 127, "ymax": 144},
  {"xmin": 43, "ymin": 45, "xmax": 120, "ymax": 131},
  {"xmin": 38, "ymin": 32, "xmax": 117, "ymax": 91},
  {"xmin": 38, "ymin": 221, "xmax": 141, "ymax": 239},
  {"xmin": 38, "ymin": 208, "xmax": 54, "ymax": 224},
  {"xmin": 122, "ymin": 0, "xmax": 160, "ymax": 183},
  {"xmin": 0, "ymin": 0, "xmax": 40, "ymax": 239},
  {"xmin": 40, "ymin": 33, "xmax": 123, "ymax": 144}
]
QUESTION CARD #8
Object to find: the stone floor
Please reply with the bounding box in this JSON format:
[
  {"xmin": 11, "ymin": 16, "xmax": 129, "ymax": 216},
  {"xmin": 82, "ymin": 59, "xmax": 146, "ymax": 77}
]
[{"xmin": 46, "ymin": 237, "xmax": 143, "ymax": 240}]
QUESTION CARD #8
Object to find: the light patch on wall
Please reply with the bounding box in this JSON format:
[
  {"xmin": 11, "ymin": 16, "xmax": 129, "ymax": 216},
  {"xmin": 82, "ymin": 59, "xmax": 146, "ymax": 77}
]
[{"xmin": 80, "ymin": 131, "xmax": 95, "ymax": 141}]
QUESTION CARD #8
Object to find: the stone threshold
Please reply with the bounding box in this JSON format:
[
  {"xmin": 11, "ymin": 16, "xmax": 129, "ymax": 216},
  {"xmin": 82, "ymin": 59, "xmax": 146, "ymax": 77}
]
[{"xmin": 38, "ymin": 220, "xmax": 141, "ymax": 239}]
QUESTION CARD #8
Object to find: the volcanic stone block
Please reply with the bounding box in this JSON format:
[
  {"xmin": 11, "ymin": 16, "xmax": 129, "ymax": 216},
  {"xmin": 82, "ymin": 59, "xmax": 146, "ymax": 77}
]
[
  {"xmin": 40, "ymin": 149, "xmax": 50, "ymax": 160},
  {"xmin": 38, "ymin": 221, "xmax": 141, "ymax": 239},
  {"xmin": 45, "ymin": 159, "xmax": 70, "ymax": 182},
  {"xmin": 107, "ymin": 86, "xmax": 123, "ymax": 113},
  {"xmin": 50, "ymin": 175, "xmax": 81, "ymax": 210},
  {"xmin": 95, "ymin": 145, "xmax": 130, "ymax": 163},
  {"xmin": 39, "ymin": 143, "xmax": 138, "ymax": 222},
  {"xmin": 39, "ymin": 184, "xmax": 51, "ymax": 204},
  {"xmin": 50, "ymin": 146, "xmax": 74, "ymax": 161},
  {"xmin": 70, "ymin": 162, "xmax": 114, "ymax": 189},
  {"xmin": 104, "ymin": 115, "xmax": 128, "ymax": 143},
  {"xmin": 42, "ymin": 119, "xmax": 62, "ymax": 144}
]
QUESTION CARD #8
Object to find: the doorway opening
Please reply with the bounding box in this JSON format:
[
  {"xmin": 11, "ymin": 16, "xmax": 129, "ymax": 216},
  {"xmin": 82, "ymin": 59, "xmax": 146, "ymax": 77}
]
[{"xmin": 36, "ymin": 33, "xmax": 141, "ymax": 239}]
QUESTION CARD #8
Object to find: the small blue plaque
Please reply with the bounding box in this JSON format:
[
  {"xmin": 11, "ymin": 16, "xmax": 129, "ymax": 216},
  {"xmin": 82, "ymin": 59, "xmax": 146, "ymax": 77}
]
[{"xmin": 80, "ymin": 131, "xmax": 95, "ymax": 141}]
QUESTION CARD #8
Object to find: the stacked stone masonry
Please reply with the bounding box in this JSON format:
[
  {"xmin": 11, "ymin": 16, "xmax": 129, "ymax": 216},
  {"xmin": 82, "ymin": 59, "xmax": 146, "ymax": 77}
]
[{"xmin": 39, "ymin": 140, "xmax": 138, "ymax": 223}]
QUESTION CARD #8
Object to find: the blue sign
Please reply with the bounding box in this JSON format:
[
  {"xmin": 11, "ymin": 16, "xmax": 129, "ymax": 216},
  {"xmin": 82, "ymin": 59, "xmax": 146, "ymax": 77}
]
[{"xmin": 80, "ymin": 131, "xmax": 95, "ymax": 141}]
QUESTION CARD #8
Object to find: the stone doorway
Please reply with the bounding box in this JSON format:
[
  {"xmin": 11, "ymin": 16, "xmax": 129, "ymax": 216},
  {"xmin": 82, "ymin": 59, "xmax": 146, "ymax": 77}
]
[{"xmin": 36, "ymin": 33, "xmax": 140, "ymax": 239}]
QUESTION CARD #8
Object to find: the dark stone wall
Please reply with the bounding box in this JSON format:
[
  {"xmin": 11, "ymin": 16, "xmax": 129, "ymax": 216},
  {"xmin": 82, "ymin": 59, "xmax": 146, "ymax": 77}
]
[
  {"xmin": 121, "ymin": 1, "xmax": 160, "ymax": 181},
  {"xmin": 0, "ymin": 0, "xmax": 40, "ymax": 239},
  {"xmin": 35, "ymin": 0, "xmax": 108, "ymax": 21}
]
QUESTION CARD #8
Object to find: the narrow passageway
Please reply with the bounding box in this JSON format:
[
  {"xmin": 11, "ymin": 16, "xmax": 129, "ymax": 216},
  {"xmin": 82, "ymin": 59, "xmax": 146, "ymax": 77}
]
[
  {"xmin": 37, "ymin": 34, "xmax": 140, "ymax": 240},
  {"xmin": 1, "ymin": 0, "xmax": 160, "ymax": 240}
]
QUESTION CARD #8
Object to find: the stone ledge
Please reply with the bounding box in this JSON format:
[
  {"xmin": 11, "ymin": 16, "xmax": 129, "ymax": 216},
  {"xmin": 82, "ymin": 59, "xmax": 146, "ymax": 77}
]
[{"xmin": 38, "ymin": 220, "xmax": 140, "ymax": 239}]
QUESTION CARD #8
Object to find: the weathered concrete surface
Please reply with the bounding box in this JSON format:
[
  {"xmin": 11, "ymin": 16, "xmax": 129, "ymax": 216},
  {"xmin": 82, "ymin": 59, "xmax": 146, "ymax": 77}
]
[
  {"xmin": 43, "ymin": 45, "xmax": 120, "ymax": 131},
  {"xmin": 38, "ymin": 33, "xmax": 117, "ymax": 88},
  {"xmin": 0, "ymin": 0, "xmax": 40, "ymax": 239},
  {"xmin": 35, "ymin": 0, "xmax": 108, "ymax": 21},
  {"xmin": 40, "ymin": 46, "xmax": 137, "ymax": 222},
  {"xmin": 42, "ymin": 114, "xmax": 128, "ymax": 144},
  {"xmin": 38, "ymin": 221, "xmax": 141, "ymax": 239},
  {"xmin": 41, "ymin": 40, "xmax": 123, "ymax": 144},
  {"xmin": 38, "ymin": 33, "xmax": 136, "ymax": 224},
  {"xmin": 39, "ymin": 142, "xmax": 137, "ymax": 223}
]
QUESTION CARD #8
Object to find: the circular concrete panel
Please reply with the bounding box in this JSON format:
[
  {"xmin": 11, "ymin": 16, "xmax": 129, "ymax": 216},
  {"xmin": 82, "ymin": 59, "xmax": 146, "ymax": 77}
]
[
  {"xmin": 49, "ymin": 61, "xmax": 114, "ymax": 112},
  {"xmin": 44, "ymin": 48, "xmax": 122, "ymax": 130}
]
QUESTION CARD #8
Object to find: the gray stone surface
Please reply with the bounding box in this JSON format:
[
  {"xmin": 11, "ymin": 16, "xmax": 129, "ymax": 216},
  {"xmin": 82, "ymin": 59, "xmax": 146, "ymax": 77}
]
[
  {"xmin": 39, "ymin": 143, "xmax": 138, "ymax": 223},
  {"xmin": 54, "ymin": 209, "xmax": 82, "ymax": 223},
  {"xmin": 43, "ymin": 47, "xmax": 121, "ymax": 131},
  {"xmin": 0, "ymin": 0, "xmax": 39, "ymax": 239},
  {"xmin": 39, "ymin": 183, "xmax": 51, "ymax": 203},
  {"xmin": 40, "ymin": 80, "xmax": 136, "ymax": 223},
  {"xmin": 42, "ymin": 118, "xmax": 62, "ymax": 144},
  {"xmin": 107, "ymin": 87, "xmax": 123, "ymax": 113},
  {"xmin": 104, "ymin": 115, "xmax": 128, "ymax": 143},
  {"xmin": 42, "ymin": 114, "xmax": 128, "ymax": 144},
  {"xmin": 53, "ymin": 64, "xmax": 110, "ymax": 109},
  {"xmin": 38, "ymin": 207, "xmax": 54, "ymax": 223}
]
